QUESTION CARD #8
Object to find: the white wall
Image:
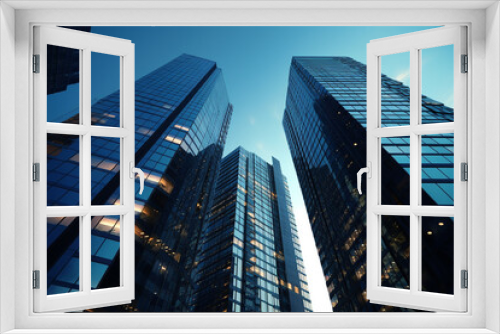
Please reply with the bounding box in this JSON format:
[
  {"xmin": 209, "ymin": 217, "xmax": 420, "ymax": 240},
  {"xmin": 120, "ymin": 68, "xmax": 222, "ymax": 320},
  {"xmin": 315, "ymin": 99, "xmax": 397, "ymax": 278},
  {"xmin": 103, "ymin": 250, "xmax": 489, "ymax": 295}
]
[
  {"xmin": 0, "ymin": 2, "xmax": 16, "ymax": 333},
  {"xmin": 1, "ymin": 3, "xmax": 497, "ymax": 332},
  {"xmin": 485, "ymin": 2, "xmax": 500, "ymax": 333}
]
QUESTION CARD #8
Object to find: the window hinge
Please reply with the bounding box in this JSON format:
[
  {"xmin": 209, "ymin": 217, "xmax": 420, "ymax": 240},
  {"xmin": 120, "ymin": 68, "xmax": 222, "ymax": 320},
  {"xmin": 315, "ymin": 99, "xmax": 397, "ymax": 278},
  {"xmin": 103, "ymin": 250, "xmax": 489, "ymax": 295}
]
[
  {"xmin": 461, "ymin": 270, "xmax": 468, "ymax": 289},
  {"xmin": 33, "ymin": 270, "xmax": 40, "ymax": 289},
  {"xmin": 33, "ymin": 54, "xmax": 40, "ymax": 73},
  {"xmin": 461, "ymin": 162, "xmax": 468, "ymax": 181},
  {"xmin": 33, "ymin": 163, "xmax": 40, "ymax": 182},
  {"xmin": 461, "ymin": 54, "xmax": 468, "ymax": 73}
]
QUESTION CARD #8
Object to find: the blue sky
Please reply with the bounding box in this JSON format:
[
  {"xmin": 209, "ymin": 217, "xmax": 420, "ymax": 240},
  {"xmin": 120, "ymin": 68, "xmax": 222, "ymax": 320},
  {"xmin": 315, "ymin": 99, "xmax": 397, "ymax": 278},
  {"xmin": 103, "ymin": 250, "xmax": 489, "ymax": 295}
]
[{"xmin": 56, "ymin": 26, "xmax": 454, "ymax": 311}]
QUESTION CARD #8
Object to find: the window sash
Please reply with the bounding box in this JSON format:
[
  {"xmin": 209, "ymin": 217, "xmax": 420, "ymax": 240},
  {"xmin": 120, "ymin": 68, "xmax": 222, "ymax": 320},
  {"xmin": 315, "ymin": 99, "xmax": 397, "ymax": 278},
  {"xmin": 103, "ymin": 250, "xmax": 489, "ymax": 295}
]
[
  {"xmin": 33, "ymin": 26, "xmax": 136, "ymax": 313},
  {"xmin": 366, "ymin": 26, "xmax": 468, "ymax": 312}
]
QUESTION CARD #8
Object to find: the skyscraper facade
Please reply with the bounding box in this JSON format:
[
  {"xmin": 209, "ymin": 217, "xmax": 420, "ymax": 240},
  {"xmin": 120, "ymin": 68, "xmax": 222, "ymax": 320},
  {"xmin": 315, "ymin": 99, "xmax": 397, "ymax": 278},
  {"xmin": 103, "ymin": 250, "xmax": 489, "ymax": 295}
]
[
  {"xmin": 46, "ymin": 54, "xmax": 233, "ymax": 312},
  {"xmin": 283, "ymin": 57, "xmax": 454, "ymax": 312},
  {"xmin": 192, "ymin": 147, "xmax": 312, "ymax": 312}
]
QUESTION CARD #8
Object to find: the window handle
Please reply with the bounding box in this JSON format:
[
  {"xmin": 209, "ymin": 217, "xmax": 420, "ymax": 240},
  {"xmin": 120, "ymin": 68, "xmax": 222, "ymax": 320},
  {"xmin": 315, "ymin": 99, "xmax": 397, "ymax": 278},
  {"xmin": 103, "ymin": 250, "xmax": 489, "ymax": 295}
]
[
  {"xmin": 130, "ymin": 162, "xmax": 145, "ymax": 195},
  {"xmin": 357, "ymin": 162, "xmax": 371, "ymax": 195}
]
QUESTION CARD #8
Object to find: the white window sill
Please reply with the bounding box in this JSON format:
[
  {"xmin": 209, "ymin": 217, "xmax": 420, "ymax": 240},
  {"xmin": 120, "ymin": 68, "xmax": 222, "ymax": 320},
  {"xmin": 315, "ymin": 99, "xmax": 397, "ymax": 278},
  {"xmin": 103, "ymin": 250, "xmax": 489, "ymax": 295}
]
[{"xmin": 3, "ymin": 329, "xmax": 498, "ymax": 334}]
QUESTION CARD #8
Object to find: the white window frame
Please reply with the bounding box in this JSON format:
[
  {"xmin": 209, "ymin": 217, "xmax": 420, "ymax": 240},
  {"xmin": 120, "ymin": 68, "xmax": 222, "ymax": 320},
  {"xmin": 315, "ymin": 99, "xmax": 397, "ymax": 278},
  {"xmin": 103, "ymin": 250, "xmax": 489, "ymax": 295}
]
[
  {"xmin": 365, "ymin": 26, "xmax": 467, "ymax": 312},
  {"xmin": 33, "ymin": 26, "xmax": 136, "ymax": 313},
  {"xmin": 0, "ymin": 1, "xmax": 499, "ymax": 333}
]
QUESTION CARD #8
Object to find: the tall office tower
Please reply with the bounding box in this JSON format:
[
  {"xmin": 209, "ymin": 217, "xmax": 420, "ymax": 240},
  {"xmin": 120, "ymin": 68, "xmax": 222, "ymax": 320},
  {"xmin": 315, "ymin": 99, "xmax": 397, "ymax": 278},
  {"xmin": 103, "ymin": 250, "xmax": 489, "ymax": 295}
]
[
  {"xmin": 46, "ymin": 54, "xmax": 233, "ymax": 312},
  {"xmin": 192, "ymin": 147, "xmax": 312, "ymax": 312},
  {"xmin": 283, "ymin": 57, "xmax": 454, "ymax": 312}
]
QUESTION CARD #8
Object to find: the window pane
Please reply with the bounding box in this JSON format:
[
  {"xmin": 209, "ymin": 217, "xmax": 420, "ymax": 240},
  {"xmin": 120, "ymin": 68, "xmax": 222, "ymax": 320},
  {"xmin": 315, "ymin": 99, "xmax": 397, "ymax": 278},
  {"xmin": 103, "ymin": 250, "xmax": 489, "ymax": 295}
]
[
  {"xmin": 421, "ymin": 133, "xmax": 454, "ymax": 206},
  {"xmin": 380, "ymin": 52, "xmax": 410, "ymax": 127},
  {"xmin": 421, "ymin": 45, "xmax": 454, "ymax": 124},
  {"xmin": 381, "ymin": 136, "xmax": 410, "ymax": 205},
  {"xmin": 47, "ymin": 134, "xmax": 80, "ymax": 206},
  {"xmin": 91, "ymin": 52, "xmax": 121, "ymax": 127},
  {"xmin": 47, "ymin": 216, "xmax": 80, "ymax": 295},
  {"xmin": 421, "ymin": 216, "xmax": 454, "ymax": 295},
  {"xmin": 91, "ymin": 215, "xmax": 121, "ymax": 290},
  {"xmin": 381, "ymin": 215, "xmax": 410, "ymax": 290},
  {"xmin": 91, "ymin": 136, "xmax": 121, "ymax": 205},
  {"xmin": 47, "ymin": 45, "xmax": 80, "ymax": 124}
]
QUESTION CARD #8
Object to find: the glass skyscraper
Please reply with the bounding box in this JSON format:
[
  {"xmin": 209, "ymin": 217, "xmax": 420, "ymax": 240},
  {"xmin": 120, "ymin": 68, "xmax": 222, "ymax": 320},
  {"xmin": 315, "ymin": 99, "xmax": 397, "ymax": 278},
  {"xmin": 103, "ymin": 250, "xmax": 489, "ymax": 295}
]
[
  {"xmin": 46, "ymin": 54, "xmax": 233, "ymax": 312},
  {"xmin": 283, "ymin": 57, "xmax": 454, "ymax": 312},
  {"xmin": 192, "ymin": 147, "xmax": 312, "ymax": 312}
]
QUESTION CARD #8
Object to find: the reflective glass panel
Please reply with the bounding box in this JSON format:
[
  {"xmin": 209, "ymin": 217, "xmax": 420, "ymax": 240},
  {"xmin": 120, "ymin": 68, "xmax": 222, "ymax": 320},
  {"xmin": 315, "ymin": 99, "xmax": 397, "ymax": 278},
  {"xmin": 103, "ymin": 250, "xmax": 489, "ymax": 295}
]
[
  {"xmin": 421, "ymin": 45, "xmax": 454, "ymax": 124},
  {"xmin": 91, "ymin": 136, "xmax": 121, "ymax": 205},
  {"xmin": 47, "ymin": 216, "xmax": 80, "ymax": 295},
  {"xmin": 421, "ymin": 133, "xmax": 454, "ymax": 206},
  {"xmin": 47, "ymin": 134, "xmax": 80, "ymax": 206},
  {"xmin": 380, "ymin": 52, "xmax": 410, "ymax": 127},
  {"xmin": 381, "ymin": 136, "xmax": 410, "ymax": 205},
  {"xmin": 91, "ymin": 52, "xmax": 121, "ymax": 127},
  {"xmin": 47, "ymin": 45, "xmax": 80, "ymax": 124},
  {"xmin": 421, "ymin": 216, "xmax": 454, "ymax": 295},
  {"xmin": 91, "ymin": 215, "xmax": 121, "ymax": 289},
  {"xmin": 381, "ymin": 215, "xmax": 410, "ymax": 289}
]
